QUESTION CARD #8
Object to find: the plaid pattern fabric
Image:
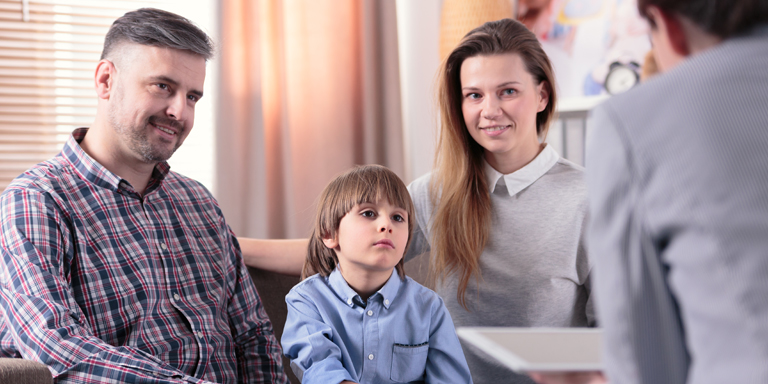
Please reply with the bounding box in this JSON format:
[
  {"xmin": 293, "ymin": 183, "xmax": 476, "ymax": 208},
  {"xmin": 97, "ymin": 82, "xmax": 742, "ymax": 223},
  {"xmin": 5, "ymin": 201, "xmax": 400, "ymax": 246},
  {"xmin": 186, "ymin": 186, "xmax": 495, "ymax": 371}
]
[{"xmin": 0, "ymin": 128, "xmax": 288, "ymax": 383}]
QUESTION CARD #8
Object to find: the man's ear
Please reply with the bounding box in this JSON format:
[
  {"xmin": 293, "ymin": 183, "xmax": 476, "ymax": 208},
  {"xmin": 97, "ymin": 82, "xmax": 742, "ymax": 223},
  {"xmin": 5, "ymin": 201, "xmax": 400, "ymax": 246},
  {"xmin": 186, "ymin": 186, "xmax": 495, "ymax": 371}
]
[
  {"xmin": 322, "ymin": 236, "xmax": 339, "ymax": 250},
  {"xmin": 94, "ymin": 59, "xmax": 116, "ymax": 100},
  {"xmin": 648, "ymin": 5, "xmax": 690, "ymax": 57}
]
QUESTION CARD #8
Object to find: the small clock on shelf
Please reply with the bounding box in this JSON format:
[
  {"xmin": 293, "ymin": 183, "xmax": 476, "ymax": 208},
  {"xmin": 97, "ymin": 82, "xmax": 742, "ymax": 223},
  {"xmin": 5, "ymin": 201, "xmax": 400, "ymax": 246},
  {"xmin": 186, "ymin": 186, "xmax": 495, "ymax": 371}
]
[{"xmin": 604, "ymin": 61, "xmax": 640, "ymax": 95}]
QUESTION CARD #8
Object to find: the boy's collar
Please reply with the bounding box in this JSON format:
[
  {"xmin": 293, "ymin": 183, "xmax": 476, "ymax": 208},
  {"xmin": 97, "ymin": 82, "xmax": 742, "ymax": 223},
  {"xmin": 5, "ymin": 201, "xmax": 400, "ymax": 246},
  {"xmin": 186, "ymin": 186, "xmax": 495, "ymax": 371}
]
[{"xmin": 328, "ymin": 267, "xmax": 402, "ymax": 309}]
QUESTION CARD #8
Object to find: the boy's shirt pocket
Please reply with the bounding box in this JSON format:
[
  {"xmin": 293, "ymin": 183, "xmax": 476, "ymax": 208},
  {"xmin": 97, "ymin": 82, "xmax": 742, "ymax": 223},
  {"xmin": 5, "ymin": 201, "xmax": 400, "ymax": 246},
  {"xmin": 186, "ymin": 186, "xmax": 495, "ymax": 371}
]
[{"xmin": 390, "ymin": 342, "xmax": 429, "ymax": 383}]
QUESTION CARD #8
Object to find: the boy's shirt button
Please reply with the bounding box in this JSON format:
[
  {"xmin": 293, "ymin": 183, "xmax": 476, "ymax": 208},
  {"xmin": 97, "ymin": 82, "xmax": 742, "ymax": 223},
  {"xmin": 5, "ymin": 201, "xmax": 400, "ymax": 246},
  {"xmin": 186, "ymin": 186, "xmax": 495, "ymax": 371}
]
[
  {"xmin": 367, "ymin": 310, "xmax": 373, "ymax": 316},
  {"xmin": 368, "ymin": 354, "xmax": 374, "ymax": 360}
]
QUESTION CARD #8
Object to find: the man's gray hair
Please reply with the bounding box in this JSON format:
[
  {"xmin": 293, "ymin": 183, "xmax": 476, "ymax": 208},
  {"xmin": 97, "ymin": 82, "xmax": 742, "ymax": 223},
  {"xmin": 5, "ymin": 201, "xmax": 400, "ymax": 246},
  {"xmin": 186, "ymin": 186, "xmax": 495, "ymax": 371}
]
[{"xmin": 101, "ymin": 8, "xmax": 214, "ymax": 61}]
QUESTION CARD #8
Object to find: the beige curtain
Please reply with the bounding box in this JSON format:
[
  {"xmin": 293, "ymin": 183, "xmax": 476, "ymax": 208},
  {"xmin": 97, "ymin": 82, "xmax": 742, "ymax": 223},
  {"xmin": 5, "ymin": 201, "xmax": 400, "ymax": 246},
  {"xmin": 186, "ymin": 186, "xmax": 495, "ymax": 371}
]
[
  {"xmin": 439, "ymin": 0, "xmax": 515, "ymax": 60},
  {"xmin": 216, "ymin": 0, "xmax": 403, "ymax": 239}
]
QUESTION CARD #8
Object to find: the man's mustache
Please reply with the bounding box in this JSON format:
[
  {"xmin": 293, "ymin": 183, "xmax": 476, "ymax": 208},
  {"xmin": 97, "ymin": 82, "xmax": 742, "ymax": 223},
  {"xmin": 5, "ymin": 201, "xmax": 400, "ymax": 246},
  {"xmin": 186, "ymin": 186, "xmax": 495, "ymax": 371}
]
[{"xmin": 148, "ymin": 116, "xmax": 184, "ymax": 132}]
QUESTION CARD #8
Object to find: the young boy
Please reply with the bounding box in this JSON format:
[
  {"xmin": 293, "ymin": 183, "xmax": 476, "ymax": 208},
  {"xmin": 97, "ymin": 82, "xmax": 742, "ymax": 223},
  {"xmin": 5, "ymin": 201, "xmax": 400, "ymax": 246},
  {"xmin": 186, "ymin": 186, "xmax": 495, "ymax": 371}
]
[{"xmin": 281, "ymin": 165, "xmax": 472, "ymax": 384}]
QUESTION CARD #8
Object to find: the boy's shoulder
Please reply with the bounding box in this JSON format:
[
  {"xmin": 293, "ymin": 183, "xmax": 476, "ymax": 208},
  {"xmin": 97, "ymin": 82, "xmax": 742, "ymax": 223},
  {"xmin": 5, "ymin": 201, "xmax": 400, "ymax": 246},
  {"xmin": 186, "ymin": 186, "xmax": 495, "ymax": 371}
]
[
  {"xmin": 287, "ymin": 273, "xmax": 348, "ymax": 307},
  {"xmin": 400, "ymin": 276, "xmax": 445, "ymax": 309},
  {"xmin": 288, "ymin": 273, "xmax": 328, "ymax": 295}
]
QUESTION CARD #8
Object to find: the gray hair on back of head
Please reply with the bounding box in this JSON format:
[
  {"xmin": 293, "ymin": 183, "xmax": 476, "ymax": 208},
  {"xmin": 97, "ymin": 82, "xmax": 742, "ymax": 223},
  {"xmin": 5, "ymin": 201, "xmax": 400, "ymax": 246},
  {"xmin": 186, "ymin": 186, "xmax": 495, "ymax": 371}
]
[{"xmin": 101, "ymin": 8, "xmax": 214, "ymax": 61}]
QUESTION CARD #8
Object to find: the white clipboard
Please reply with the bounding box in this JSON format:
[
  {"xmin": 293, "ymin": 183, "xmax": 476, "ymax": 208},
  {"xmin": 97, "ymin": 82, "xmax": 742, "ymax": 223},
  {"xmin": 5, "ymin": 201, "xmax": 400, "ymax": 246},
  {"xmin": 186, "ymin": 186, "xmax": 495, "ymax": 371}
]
[{"xmin": 457, "ymin": 327, "xmax": 603, "ymax": 372}]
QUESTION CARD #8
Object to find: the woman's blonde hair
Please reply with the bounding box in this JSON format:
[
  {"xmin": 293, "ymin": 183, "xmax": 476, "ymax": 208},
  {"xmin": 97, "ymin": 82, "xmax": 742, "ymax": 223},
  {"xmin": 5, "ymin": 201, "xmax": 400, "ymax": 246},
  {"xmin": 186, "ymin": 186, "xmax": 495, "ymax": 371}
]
[
  {"xmin": 430, "ymin": 18, "xmax": 557, "ymax": 308},
  {"xmin": 303, "ymin": 165, "xmax": 415, "ymax": 280}
]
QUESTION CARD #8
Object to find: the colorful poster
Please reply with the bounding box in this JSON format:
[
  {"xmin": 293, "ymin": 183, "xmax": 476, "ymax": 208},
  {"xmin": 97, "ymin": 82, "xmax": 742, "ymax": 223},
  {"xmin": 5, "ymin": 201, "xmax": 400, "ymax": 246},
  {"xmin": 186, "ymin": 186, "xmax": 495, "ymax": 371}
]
[{"xmin": 518, "ymin": 0, "xmax": 651, "ymax": 98}]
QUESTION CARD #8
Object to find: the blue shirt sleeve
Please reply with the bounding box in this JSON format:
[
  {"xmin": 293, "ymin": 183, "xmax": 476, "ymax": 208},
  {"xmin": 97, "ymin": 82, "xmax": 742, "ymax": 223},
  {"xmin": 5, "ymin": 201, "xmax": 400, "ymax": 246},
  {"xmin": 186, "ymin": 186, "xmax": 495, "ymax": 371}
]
[
  {"xmin": 423, "ymin": 293, "xmax": 473, "ymax": 383},
  {"xmin": 282, "ymin": 285, "xmax": 355, "ymax": 384}
]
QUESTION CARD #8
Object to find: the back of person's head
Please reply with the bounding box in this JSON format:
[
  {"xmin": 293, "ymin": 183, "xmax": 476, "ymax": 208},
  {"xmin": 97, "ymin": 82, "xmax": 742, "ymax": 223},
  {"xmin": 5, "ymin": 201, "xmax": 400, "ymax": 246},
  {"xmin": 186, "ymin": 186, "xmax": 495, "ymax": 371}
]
[
  {"xmin": 440, "ymin": 18, "xmax": 557, "ymax": 150},
  {"xmin": 304, "ymin": 165, "xmax": 415, "ymax": 280},
  {"xmin": 101, "ymin": 8, "xmax": 214, "ymax": 61},
  {"xmin": 637, "ymin": 0, "xmax": 768, "ymax": 38}
]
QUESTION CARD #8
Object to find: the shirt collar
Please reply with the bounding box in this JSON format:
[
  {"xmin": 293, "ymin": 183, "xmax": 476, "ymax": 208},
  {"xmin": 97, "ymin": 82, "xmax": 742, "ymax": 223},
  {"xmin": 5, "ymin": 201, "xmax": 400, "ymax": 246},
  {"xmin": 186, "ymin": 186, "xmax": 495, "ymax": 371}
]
[
  {"xmin": 62, "ymin": 127, "xmax": 171, "ymax": 195},
  {"xmin": 484, "ymin": 144, "xmax": 559, "ymax": 197},
  {"xmin": 328, "ymin": 267, "xmax": 402, "ymax": 309},
  {"xmin": 376, "ymin": 269, "xmax": 402, "ymax": 309}
]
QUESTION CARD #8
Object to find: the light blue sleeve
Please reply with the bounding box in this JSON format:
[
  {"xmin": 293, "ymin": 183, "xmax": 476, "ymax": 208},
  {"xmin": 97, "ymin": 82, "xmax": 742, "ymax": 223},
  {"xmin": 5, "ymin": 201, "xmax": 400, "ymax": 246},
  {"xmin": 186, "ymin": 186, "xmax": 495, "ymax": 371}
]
[
  {"xmin": 423, "ymin": 295, "xmax": 473, "ymax": 384},
  {"xmin": 281, "ymin": 288, "xmax": 355, "ymax": 384}
]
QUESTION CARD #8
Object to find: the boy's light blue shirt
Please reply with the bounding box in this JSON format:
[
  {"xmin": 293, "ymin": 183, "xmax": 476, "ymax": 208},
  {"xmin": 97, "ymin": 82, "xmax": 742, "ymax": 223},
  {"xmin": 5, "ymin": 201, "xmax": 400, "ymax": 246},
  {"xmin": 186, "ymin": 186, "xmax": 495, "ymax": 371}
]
[{"xmin": 282, "ymin": 267, "xmax": 473, "ymax": 384}]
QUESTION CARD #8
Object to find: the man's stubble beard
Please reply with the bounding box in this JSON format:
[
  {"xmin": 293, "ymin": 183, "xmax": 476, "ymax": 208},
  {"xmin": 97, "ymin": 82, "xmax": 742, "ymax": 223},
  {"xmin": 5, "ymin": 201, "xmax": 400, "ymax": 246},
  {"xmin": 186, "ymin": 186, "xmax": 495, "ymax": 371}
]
[{"xmin": 107, "ymin": 84, "xmax": 182, "ymax": 163}]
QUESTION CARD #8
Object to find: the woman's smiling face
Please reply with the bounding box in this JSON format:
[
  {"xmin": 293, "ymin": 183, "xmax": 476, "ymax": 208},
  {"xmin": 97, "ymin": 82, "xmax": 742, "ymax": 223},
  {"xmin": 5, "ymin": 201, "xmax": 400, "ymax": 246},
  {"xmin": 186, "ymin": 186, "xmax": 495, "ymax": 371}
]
[{"xmin": 460, "ymin": 53, "xmax": 549, "ymax": 172}]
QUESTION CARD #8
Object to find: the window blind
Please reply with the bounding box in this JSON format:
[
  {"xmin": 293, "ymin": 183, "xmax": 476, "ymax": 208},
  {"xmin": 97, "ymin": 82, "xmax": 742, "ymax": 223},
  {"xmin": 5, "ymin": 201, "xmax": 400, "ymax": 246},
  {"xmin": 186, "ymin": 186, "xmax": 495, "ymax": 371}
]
[{"xmin": 0, "ymin": 0, "xmax": 168, "ymax": 191}]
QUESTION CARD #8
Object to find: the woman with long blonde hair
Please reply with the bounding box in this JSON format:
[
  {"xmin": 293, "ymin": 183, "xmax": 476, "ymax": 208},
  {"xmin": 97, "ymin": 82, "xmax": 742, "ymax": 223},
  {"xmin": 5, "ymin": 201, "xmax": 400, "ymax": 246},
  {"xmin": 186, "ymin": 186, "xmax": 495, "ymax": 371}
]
[{"xmin": 401, "ymin": 18, "xmax": 593, "ymax": 383}]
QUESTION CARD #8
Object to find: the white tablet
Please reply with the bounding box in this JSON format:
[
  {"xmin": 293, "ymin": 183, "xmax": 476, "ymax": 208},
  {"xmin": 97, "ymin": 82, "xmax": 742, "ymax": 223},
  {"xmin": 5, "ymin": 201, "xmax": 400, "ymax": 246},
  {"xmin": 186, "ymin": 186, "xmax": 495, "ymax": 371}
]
[{"xmin": 456, "ymin": 327, "xmax": 603, "ymax": 372}]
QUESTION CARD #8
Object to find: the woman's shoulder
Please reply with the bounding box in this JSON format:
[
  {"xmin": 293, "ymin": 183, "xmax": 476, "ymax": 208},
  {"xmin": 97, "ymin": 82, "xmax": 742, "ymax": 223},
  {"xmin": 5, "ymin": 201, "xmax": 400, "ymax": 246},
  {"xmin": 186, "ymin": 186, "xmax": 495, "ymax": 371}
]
[
  {"xmin": 406, "ymin": 172, "xmax": 435, "ymax": 218},
  {"xmin": 552, "ymin": 157, "xmax": 585, "ymax": 175},
  {"xmin": 407, "ymin": 172, "xmax": 433, "ymax": 197},
  {"xmin": 542, "ymin": 158, "xmax": 586, "ymax": 190},
  {"xmin": 521, "ymin": 158, "xmax": 588, "ymax": 211}
]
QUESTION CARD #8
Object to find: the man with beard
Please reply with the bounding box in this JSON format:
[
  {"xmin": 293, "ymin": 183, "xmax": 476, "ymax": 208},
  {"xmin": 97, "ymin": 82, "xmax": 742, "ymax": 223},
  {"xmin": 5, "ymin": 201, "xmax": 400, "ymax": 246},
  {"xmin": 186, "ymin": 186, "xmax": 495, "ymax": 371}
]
[{"xmin": 0, "ymin": 8, "xmax": 288, "ymax": 383}]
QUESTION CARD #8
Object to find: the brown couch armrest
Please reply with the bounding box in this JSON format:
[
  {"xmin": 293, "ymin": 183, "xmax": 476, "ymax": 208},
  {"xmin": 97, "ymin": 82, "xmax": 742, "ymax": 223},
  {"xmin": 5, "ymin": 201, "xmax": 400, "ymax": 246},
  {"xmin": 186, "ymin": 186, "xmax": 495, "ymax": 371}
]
[
  {"xmin": 249, "ymin": 267, "xmax": 301, "ymax": 384},
  {"xmin": 0, "ymin": 358, "xmax": 52, "ymax": 384}
]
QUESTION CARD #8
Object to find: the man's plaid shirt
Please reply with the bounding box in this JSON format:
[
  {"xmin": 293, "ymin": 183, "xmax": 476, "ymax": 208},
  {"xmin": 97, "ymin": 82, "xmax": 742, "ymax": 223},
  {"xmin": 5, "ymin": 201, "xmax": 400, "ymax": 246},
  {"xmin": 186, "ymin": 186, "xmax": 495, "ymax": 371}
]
[{"xmin": 0, "ymin": 128, "xmax": 288, "ymax": 383}]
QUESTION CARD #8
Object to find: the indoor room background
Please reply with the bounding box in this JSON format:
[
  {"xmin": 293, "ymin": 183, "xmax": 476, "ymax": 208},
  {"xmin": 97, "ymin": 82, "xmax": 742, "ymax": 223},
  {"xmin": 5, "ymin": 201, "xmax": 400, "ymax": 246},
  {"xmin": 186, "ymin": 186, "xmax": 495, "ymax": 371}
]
[{"xmin": 0, "ymin": 0, "xmax": 649, "ymax": 240}]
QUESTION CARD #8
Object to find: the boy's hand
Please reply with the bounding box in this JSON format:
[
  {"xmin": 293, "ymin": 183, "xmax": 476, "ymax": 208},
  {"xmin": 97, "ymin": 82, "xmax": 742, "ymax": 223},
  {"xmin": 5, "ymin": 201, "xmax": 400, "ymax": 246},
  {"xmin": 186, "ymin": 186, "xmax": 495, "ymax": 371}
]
[{"xmin": 528, "ymin": 371, "xmax": 607, "ymax": 384}]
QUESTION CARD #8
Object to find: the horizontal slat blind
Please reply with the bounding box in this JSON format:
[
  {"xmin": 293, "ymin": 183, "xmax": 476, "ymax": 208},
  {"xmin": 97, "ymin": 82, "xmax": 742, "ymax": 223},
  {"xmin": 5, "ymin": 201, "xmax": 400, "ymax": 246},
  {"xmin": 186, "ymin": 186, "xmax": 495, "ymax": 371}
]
[{"xmin": 0, "ymin": 0, "xmax": 165, "ymax": 191}]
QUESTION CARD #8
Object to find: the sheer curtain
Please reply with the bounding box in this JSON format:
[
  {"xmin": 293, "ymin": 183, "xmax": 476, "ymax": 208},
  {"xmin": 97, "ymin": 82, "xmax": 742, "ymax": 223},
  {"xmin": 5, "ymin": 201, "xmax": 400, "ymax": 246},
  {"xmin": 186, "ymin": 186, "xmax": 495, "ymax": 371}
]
[
  {"xmin": 0, "ymin": 0, "xmax": 214, "ymax": 192},
  {"xmin": 216, "ymin": 0, "xmax": 403, "ymax": 239}
]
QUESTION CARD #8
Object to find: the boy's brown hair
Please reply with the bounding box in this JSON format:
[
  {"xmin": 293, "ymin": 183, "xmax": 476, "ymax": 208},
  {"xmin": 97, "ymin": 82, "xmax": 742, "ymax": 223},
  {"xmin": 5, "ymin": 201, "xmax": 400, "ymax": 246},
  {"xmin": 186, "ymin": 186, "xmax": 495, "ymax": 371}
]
[{"xmin": 303, "ymin": 165, "xmax": 415, "ymax": 280}]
